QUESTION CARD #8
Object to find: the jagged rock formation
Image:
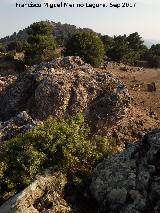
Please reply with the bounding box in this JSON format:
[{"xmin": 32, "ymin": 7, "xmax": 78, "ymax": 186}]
[
  {"xmin": 1, "ymin": 56, "xmax": 159, "ymax": 144},
  {"xmin": 90, "ymin": 129, "xmax": 160, "ymax": 213},
  {"xmin": 0, "ymin": 56, "xmax": 131, "ymax": 131},
  {"xmin": 0, "ymin": 71, "xmax": 37, "ymax": 121},
  {"xmin": 0, "ymin": 111, "xmax": 40, "ymax": 142},
  {"xmin": 37, "ymin": 56, "xmax": 92, "ymax": 70}
]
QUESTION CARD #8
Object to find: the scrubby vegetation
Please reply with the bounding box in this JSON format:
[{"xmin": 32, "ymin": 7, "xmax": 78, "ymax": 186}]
[
  {"xmin": 0, "ymin": 114, "xmax": 117, "ymax": 204},
  {"xmin": 64, "ymin": 31, "xmax": 104, "ymax": 67}
]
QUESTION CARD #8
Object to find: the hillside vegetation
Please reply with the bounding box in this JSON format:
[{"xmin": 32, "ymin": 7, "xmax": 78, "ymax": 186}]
[
  {"xmin": 0, "ymin": 21, "xmax": 160, "ymax": 67},
  {"xmin": 0, "ymin": 114, "xmax": 116, "ymax": 204}
]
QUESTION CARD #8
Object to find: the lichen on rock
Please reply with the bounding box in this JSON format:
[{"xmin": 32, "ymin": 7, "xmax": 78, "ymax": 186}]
[{"xmin": 90, "ymin": 129, "xmax": 160, "ymax": 212}]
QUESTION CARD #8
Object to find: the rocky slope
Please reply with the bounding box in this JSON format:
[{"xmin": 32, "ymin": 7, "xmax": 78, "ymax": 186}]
[
  {"xmin": 90, "ymin": 129, "xmax": 160, "ymax": 212},
  {"xmin": 0, "ymin": 56, "xmax": 159, "ymax": 144},
  {"xmin": 0, "ymin": 56, "xmax": 131, "ymax": 142}
]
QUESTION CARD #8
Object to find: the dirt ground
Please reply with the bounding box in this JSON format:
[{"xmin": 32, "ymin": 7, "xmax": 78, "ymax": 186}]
[{"xmin": 108, "ymin": 68, "xmax": 160, "ymax": 119}]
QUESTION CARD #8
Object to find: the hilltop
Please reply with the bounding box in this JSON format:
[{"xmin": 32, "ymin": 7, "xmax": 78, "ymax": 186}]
[
  {"xmin": 1, "ymin": 21, "xmax": 160, "ymax": 69},
  {"xmin": 0, "ymin": 21, "xmax": 94, "ymax": 46}
]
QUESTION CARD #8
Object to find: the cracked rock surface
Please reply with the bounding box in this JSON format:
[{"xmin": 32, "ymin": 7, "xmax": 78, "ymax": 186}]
[
  {"xmin": 0, "ymin": 56, "xmax": 130, "ymax": 129},
  {"xmin": 90, "ymin": 129, "xmax": 160, "ymax": 213}
]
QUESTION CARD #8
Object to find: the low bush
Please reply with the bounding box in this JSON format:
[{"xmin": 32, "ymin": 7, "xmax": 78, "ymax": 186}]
[{"xmin": 0, "ymin": 114, "xmax": 117, "ymax": 204}]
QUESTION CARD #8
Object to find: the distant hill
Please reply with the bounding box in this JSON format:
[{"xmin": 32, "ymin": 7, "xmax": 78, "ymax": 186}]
[
  {"xmin": 0, "ymin": 21, "xmax": 95, "ymax": 46},
  {"xmin": 1, "ymin": 21, "xmax": 160, "ymax": 49}
]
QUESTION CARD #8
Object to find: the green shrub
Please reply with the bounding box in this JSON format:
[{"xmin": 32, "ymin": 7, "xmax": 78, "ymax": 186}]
[
  {"xmin": 64, "ymin": 31, "xmax": 104, "ymax": 67},
  {"xmin": 0, "ymin": 142, "xmax": 46, "ymax": 202},
  {"xmin": 0, "ymin": 114, "xmax": 117, "ymax": 204}
]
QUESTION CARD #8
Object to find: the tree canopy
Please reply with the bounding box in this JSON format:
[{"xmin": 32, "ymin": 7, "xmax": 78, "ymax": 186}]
[
  {"xmin": 100, "ymin": 35, "xmax": 113, "ymax": 51},
  {"xmin": 106, "ymin": 32, "xmax": 146, "ymax": 65},
  {"xmin": 7, "ymin": 40, "xmax": 27, "ymax": 52},
  {"xmin": 64, "ymin": 31, "xmax": 104, "ymax": 67},
  {"xmin": 25, "ymin": 21, "xmax": 56, "ymax": 65},
  {"xmin": 144, "ymin": 44, "xmax": 160, "ymax": 67},
  {"xmin": 1, "ymin": 20, "xmax": 159, "ymax": 67}
]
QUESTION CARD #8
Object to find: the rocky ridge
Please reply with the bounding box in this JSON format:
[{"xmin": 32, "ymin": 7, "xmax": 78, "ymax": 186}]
[
  {"xmin": 0, "ymin": 56, "xmax": 131, "ymax": 142},
  {"xmin": 0, "ymin": 56, "xmax": 159, "ymax": 144}
]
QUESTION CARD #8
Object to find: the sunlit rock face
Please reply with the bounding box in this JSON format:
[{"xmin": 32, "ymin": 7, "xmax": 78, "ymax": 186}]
[{"xmin": 0, "ymin": 56, "xmax": 131, "ymax": 129}]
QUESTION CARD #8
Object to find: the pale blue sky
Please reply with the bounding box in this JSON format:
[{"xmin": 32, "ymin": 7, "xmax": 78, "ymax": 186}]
[{"xmin": 0, "ymin": 0, "xmax": 160, "ymax": 40}]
